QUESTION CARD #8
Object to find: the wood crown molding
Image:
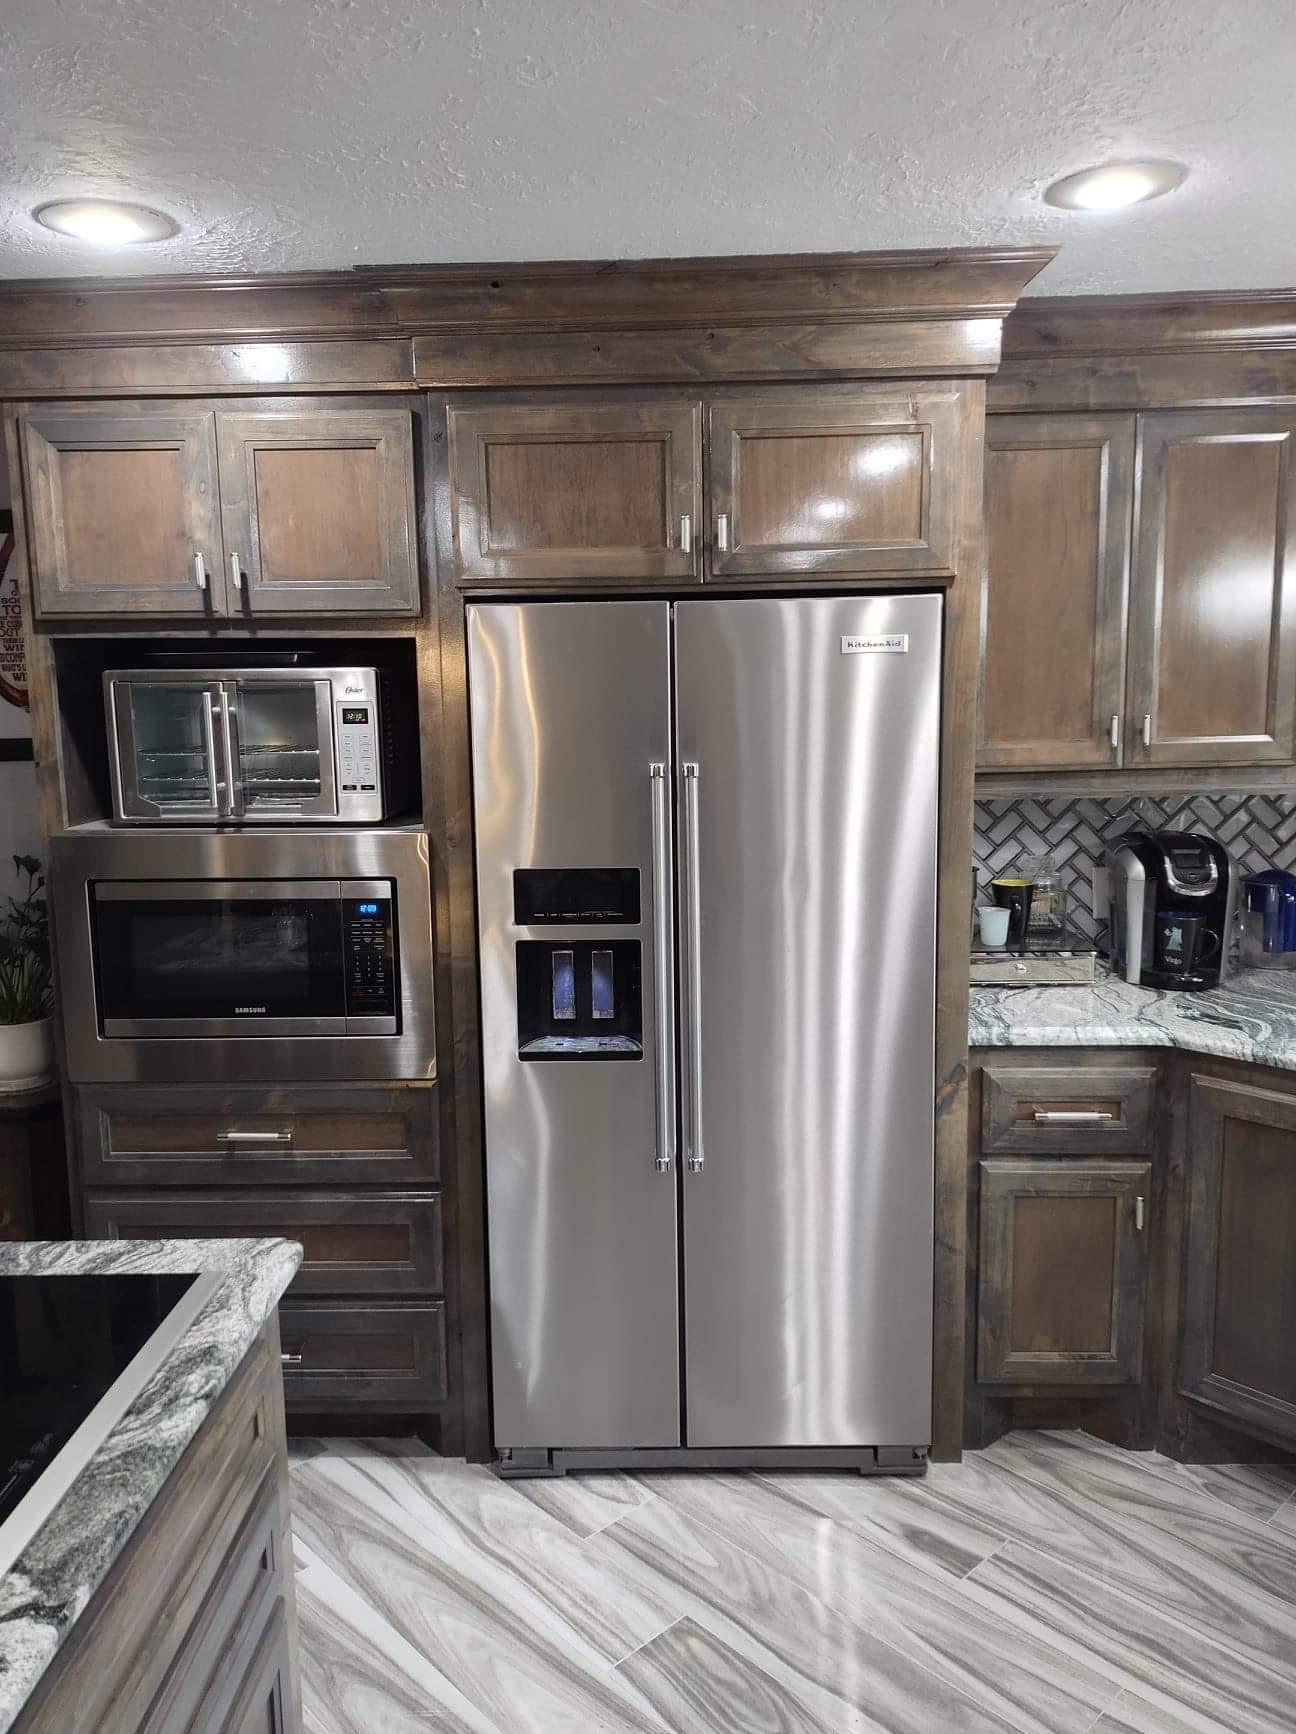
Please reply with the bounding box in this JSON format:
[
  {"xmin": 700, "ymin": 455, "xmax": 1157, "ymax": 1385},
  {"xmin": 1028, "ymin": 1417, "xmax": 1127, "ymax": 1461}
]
[
  {"xmin": 0, "ymin": 247, "xmax": 1057, "ymax": 347},
  {"xmin": 1004, "ymin": 289, "xmax": 1296, "ymax": 359}
]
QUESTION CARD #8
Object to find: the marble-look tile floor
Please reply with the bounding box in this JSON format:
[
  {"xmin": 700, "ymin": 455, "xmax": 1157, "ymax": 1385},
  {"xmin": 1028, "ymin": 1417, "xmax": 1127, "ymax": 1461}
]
[{"xmin": 287, "ymin": 1429, "xmax": 1296, "ymax": 1734}]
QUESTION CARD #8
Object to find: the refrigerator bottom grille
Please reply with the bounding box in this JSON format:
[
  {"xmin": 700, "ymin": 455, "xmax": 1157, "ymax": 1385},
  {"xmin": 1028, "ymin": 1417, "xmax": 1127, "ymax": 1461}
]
[{"xmin": 493, "ymin": 1445, "xmax": 928, "ymax": 1480}]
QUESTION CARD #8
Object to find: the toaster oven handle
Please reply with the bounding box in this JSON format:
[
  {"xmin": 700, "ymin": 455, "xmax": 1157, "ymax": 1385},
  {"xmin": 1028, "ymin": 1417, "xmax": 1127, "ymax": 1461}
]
[
  {"xmin": 199, "ymin": 689, "xmax": 223, "ymax": 816},
  {"xmin": 219, "ymin": 686, "xmax": 244, "ymax": 820},
  {"xmin": 216, "ymin": 1128, "xmax": 295, "ymax": 1147}
]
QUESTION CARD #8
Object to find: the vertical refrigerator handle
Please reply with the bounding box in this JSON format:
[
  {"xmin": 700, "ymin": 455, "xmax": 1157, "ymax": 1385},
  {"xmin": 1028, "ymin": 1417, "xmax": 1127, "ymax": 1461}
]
[
  {"xmin": 649, "ymin": 764, "xmax": 676, "ymax": 1174},
  {"xmin": 681, "ymin": 761, "xmax": 704, "ymax": 1173}
]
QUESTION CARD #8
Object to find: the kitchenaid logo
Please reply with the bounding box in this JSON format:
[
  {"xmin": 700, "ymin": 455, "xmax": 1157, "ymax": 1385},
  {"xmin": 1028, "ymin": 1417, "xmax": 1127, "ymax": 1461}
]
[
  {"xmin": 841, "ymin": 633, "xmax": 909, "ymax": 654},
  {"xmin": 234, "ymin": 1006, "xmax": 267, "ymax": 1015}
]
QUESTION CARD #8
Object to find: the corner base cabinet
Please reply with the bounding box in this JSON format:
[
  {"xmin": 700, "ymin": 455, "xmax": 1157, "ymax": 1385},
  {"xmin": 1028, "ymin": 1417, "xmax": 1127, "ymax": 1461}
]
[{"xmin": 1182, "ymin": 1076, "xmax": 1296, "ymax": 1448}]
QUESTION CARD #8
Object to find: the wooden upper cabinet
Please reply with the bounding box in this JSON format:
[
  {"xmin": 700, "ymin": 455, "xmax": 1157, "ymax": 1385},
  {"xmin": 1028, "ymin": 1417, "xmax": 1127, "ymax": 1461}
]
[
  {"xmin": 706, "ymin": 386, "xmax": 964, "ymax": 579},
  {"xmin": 21, "ymin": 408, "xmax": 224, "ymax": 616},
  {"xmin": 978, "ymin": 1157, "xmax": 1151, "ymax": 1385},
  {"xmin": 979, "ymin": 414, "xmax": 1133, "ymax": 770},
  {"xmin": 215, "ymin": 406, "xmax": 419, "ymax": 614},
  {"xmin": 447, "ymin": 399, "xmax": 702, "ymax": 585},
  {"xmin": 1126, "ymin": 409, "xmax": 1296, "ymax": 767},
  {"xmin": 1182, "ymin": 1077, "xmax": 1296, "ymax": 1448}
]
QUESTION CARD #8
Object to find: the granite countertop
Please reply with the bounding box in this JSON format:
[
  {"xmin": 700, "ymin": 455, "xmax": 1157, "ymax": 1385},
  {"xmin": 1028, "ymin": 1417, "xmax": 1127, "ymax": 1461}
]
[
  {"xmin": 970, "ymin": 965, "xmax": 1296, "ymax": 1071},
  {"xmin": 0, "ymin": 1237, "xmax": 301, "ymax": 1733}
]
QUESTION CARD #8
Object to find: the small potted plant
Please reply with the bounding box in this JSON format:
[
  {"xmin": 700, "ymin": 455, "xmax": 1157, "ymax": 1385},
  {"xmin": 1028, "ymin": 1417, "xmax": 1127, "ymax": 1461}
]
[{"xmin": 0, "ymin": 854, "xmax": 54, "ymax": 1089}]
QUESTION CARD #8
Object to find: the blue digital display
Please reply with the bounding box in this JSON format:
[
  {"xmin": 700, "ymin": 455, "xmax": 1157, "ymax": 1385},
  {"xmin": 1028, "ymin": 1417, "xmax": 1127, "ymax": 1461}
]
[{"xmin": 358, "ymin": 901, "xmax": 379, "ymax": 915}]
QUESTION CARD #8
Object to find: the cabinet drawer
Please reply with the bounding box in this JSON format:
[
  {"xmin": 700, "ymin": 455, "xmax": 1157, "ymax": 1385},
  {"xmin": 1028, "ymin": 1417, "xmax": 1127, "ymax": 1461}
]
[
  {"xmin": 982, "ymin": 1066, "xmax": 1157, "ymax": 1153},
  {"xmin": 278, "ymin": 1299, "xmax": 446, "ymax": 1407},
  {"xmin": 82, "ymin": 1190, "xmax": 442, "ymax": 1294},
  {"xmin": 77, "ymin": 1085, "xmax": 438, "ymax": 1186}
]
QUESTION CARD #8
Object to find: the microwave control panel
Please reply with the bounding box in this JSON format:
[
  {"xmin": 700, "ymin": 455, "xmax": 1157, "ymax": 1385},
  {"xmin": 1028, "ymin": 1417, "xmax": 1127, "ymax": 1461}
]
[
  {"xmin": 343, "ymin": 893, "xmax": 397, "ymax": 1021},
  {"xmin": 336, "ymin": 701, "xmax": 380, "ymax": 794}
]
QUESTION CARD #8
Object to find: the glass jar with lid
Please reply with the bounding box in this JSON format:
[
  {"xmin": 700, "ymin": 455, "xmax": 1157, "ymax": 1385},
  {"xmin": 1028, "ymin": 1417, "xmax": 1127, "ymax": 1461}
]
[{"xmin": 1017, "ymin": 851, "xmax": 1067, "ymax": 936}]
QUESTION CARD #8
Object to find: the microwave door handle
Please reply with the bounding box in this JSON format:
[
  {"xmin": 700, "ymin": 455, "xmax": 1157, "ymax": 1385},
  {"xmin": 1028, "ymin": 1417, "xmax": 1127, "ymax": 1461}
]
[{"xmin": 219, "ymin": 686, "xmax": 243, "ymax": 820}]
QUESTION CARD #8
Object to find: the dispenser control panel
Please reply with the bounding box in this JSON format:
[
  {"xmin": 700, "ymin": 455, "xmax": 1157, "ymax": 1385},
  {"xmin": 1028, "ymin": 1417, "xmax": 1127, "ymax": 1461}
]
[
  {"xmin": 343, "ymin": 893, "xmax": 396, "ymax": 1018},
  {"xmin": 337, "ymin": 702, "xmax": 379, "ymax": 793}
]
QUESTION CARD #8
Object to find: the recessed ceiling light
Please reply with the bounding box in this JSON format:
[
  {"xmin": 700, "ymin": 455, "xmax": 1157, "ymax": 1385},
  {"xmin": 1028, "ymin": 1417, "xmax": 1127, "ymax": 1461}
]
[
  {"xmin": 33, "ymin": 198, "xmax": 179, "ymax": 245},
  {"xmin": 1043, "ymin": 160, "xmax": 1187, "ymax": 212}
]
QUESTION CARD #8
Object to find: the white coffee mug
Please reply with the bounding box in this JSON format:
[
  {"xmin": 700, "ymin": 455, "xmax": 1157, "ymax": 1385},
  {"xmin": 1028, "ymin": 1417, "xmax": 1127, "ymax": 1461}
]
[{"xmin": 978, "ymin": 905, "xmax": 1011, "ymax": 948}]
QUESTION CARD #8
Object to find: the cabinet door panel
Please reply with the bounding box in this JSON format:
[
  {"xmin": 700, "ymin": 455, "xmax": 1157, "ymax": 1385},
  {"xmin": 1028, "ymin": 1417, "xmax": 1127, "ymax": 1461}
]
[
  {"xmin": 979, "ymin": 414, "xmax": 1133, "ymax": 769},
  {"xmin": 1128, "ymin": 411, "xmax": 1296, "ymax": 766},
  {"xmin": 216, "ymin": 406, "xmax": 419, "ymax": 614},
  {"xmin": 1183, "ymin": 1077, "xmax": 1296, "ymax": 1445},
  {"xmin": 707, "ymin": 387, "xmax": 965, "ymax": 577},
  {"xmin": 20, "ymin": 409, "xmax": 223, "ymax": 615},
  {"xmin": 448, "ymin": 399, "xmax": 701, "ymax": 584},
  {"xmin": 978, "ymin": 1158, "xmax": 1150, "ymax": 1384}
]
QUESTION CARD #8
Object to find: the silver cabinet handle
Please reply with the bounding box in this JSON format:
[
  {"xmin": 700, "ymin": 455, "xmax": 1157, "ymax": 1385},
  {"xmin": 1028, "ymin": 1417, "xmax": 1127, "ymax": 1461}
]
[
  {"xmin": 192, "ymin": 549, "xmax": 207, "ymax": 591},
  {"xmin": 681, "ymin": 762, "xmax": 704, "ymax": 1173},
  {"xmin": 1135, "ymin": 1195, "xmax": 1146, "ymax": 1232},
  {"xmin": 1032, "ymin": 1109, "xmax": 1115, "ymax": 1123},
  {"xmin": 216, "ymin": 1128, "xmax": 294, "ymax": 1145},
  {"xmin": 1110, "ymin": 714, "xmax": 1121, "ymax": 752},
  {"xmin": 281, "ymin": 1351, "xmax": 304, "ymax": 1367},
  {"xmin": 715, "ymin": 512, "xmax": 730, "ymax": 553},
  {"xmin": 230, "ymin": 551, "xmax": 246, "ymax": 591},
  {"xmin": 649, "ymin": 765, "xmax": 677, "ymax": 1173},
  {"xmin": 678, "ymin": 514, "xmax": 692, "ymax": 556},
  {"xmin": 1142, "ymin": 713, "xmax": 1152, "ymax": 747}
]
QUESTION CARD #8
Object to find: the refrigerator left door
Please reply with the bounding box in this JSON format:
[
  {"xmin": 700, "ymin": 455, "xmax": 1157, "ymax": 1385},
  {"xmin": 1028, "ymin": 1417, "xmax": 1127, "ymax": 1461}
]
[
  {"xmin": 467, "ymin": 601, "xmax": 680, "ymax": 1450},
  {"xmin": 108, "ymin": 680, "xmax": 229, "ymax": 821}
]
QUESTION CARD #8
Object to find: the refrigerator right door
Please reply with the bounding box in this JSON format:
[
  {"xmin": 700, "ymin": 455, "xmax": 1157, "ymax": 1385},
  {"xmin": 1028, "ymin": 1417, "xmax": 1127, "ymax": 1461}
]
[{"xmin": 674, "ymin": 593, "xmax": 941, "ymax": 1448}]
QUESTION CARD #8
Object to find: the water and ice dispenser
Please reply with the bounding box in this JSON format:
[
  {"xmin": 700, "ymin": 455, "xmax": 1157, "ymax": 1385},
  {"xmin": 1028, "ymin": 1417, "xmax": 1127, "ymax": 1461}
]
[{"xmin": 513, "ymin": 869, "xmax": 643, "ymax": 1059}]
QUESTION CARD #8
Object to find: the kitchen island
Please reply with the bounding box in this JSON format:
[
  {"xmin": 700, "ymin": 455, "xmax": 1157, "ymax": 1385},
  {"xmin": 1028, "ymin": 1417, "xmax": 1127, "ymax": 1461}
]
[{"xmin": 0, "ymin": 1237, "xmax": 302, "ymax": 1734}]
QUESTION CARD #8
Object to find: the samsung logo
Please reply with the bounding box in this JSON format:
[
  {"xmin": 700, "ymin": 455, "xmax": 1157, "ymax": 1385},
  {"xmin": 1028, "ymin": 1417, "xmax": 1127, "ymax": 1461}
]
[
  {"xmin": 841, "ymin": 634, "xmax": 909, "ymax": 655},
  {"xmin": 234, "ymin": 1006, "xmax": 267, "ymax": 1015}
]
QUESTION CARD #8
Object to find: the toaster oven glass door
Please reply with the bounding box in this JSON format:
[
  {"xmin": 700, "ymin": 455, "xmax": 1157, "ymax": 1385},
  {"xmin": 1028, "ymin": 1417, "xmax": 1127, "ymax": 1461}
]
[
  {"xmin": 112, "ymin": 682, "xmax": 228, "ymax": 821},
  {"xmin": 229, "ymin": 681, "xmax": 337, "ymax": 819},
  {"xmin": 92, "ymin": 881, "xmax": 347, "ymax": 1036}
]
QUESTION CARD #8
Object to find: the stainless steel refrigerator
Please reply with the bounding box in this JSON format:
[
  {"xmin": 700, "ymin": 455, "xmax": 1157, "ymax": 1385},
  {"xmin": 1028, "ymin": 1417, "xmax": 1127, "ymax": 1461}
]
[{"xmin": 468, "ymin": 593, "xmax": 941, "ymax": 1474}]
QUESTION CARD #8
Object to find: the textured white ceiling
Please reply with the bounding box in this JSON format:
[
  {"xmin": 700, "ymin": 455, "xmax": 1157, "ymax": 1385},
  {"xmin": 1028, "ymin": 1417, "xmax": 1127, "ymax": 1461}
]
[{"xmin": 0, "ymin": 0, "xmax": 1292, "ymax": 294}]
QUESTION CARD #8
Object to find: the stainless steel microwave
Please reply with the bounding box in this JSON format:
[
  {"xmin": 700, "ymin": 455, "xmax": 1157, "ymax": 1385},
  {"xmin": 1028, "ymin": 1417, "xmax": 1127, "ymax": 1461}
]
[
  {"xmin": 104, "ymin": 666, "xmax": 415, "ymax": 825},
  {"xmin": 52, "ymin": 828, "xmax": 435, "ymax": 1084}
]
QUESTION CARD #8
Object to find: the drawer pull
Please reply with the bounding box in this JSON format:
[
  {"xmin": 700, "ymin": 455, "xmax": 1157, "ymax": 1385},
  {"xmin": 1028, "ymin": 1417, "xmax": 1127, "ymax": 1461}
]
[
  {"xmin": 281, "ymin": 1351, "xmax": 304, "ymax": 1367},
  {"xmin": 216, "ymin": 1129, "xmax": 294, "ymax": 1147},
  {"xmin": 1031, "ymin": 1110, "xmax": 1115, "ymax": 1124}
]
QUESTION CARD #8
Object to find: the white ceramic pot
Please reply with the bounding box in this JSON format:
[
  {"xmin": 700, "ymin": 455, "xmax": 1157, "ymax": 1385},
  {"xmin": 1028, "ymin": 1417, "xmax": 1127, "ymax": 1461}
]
[{"xmin": 0, "ymin": 1016, "xmax": 54, "ymax": 1090}]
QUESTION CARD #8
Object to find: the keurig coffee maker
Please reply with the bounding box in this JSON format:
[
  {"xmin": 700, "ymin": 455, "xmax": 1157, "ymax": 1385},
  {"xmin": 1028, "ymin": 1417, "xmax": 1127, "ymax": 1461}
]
[{"xmin": 1107, "ymin": 830, "xmax": 1235, "ymax": 991}]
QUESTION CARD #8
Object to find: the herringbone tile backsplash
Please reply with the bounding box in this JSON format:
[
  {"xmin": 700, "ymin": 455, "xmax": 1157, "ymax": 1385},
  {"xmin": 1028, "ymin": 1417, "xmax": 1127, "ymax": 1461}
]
[{"xmin": 973, "ymin": 794, "xmax": 1296, "ymax": 945}]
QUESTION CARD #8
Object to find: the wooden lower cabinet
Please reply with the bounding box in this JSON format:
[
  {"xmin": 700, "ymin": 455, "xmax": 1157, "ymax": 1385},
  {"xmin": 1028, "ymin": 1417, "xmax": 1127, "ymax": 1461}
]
[
  {"xmin": 12, "ymin": 1322, "xmax": 300, "ymax": 1734},
  {"xmin": 74, "ymin": 1081, "xmax": 448, "ymax": 1420},
  {"xmin": 1181, "ymin": 1075, "xmax": 1296, "ymax": 1448},
  {"xmin": 977, "ymin": 1157, "xmax": 1151, "ymax": 1384}
]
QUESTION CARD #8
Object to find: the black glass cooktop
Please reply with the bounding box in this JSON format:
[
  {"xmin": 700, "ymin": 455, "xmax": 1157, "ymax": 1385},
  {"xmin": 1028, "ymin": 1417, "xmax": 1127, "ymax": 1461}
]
[{"xmin": 0, "ymin": 1273, "xmax": 198, "ymax": 1527}]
